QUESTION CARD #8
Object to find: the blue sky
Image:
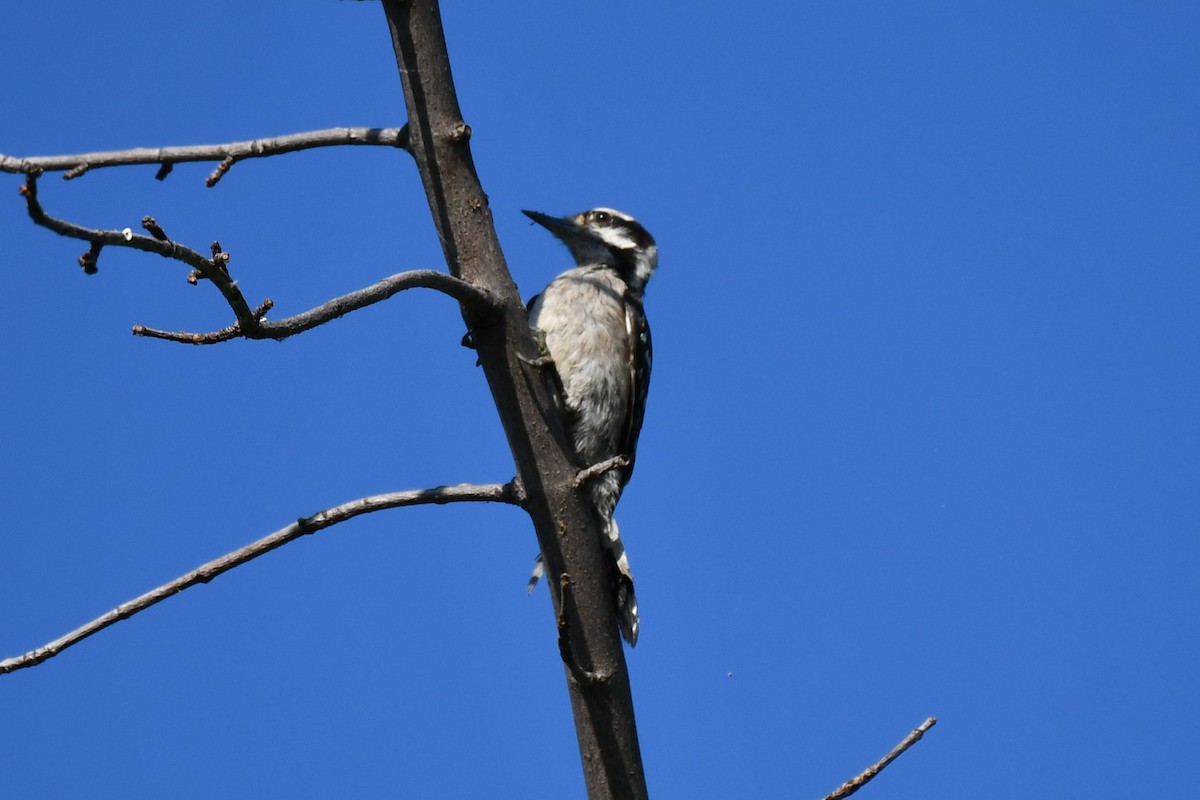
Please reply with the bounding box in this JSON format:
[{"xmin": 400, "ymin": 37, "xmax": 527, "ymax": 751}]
[{"xmin": 3, "ymin": 1, "xmax": 1197, "ymax": 797}]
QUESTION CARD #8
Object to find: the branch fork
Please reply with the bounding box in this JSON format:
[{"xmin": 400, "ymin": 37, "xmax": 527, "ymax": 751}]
[{"xmin": 17, "ymin": 170, "xmax": 500, "ymax": 344}]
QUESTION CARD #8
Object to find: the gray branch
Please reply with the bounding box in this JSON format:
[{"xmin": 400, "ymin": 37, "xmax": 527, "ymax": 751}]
[
  {"xmin": 0, "ymin": 482, "xmax": 520, "ymax": 675},
  {"xmin": 18, "ymin": 172, "xmax": 498, "ymax": 343},
  {"xmin": 1, "ymin": 126, "xmax": 409, "ymax": 186},
  {"xmin": 21, "ymin": 172, "xmax": 259, "ymax": 324},
  {"xmin": 133, "ymin": 269, "xmax": 499, "ymax": 344},
  {"xmin": 821, "ymin": 717, "xmax": 939, "ymax": 800}
]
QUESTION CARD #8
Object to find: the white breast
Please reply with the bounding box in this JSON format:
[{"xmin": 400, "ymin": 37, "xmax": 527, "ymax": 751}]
[{"xmin": 529, "ymin": 265, "xmax": 632, "ymax": 464}]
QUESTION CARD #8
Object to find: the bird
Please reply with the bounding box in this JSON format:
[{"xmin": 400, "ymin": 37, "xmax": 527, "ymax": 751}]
[{"xmin": 523, "ymin": 207, "xmax": 657, "ymax": 646}]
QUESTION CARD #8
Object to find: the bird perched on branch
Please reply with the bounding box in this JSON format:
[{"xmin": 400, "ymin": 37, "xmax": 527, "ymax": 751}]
[{"xmin": 524, "ymin": 207, "xmax": 658, "ymax": 646}]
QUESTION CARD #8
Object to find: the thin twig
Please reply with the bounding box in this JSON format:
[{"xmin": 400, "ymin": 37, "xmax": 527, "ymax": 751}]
[
  {"xmin": 245, "ymin": 269, "xmax": 499, "ymax": 341},
  {"xmin": 821, "ymin": 717, "xmax": 938, "ymax": 800},
  {"xmin": 127, "ymin": 269, "xmax": 498, "ymax": 344},
  {"xmin": 208, "ymin": 156, "xmax": 236, "ymax": 186},
  {"xmin": 132, "ymin": 300, "xmax": 274, "ymax": 344},
  {"xmin": 1, "ymin": 126, "xmax": 410, "ymax": 185},
  {"xmin": 0, "ymin": 482, "xmax": 520, "ymax": 675}
]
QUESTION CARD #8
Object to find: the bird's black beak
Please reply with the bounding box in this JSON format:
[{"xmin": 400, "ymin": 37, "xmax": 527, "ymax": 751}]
[{"xmin": 522, "ymin": 209, "xmax": 577, "ymax": 236}]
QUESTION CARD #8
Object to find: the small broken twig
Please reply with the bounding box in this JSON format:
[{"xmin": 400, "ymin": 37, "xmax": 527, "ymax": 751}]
[{"xmin": 141, "ymin": 215, "xmax": 169, "ymax": 241}]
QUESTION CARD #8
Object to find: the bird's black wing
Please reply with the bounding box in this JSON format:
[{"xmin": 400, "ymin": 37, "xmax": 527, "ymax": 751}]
[{"xmin": 620, "ymin": 292, "xmax": 652, "ymax": 489}]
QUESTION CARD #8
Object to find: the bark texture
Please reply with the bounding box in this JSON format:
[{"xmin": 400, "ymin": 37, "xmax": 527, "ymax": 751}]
[{"xmin": 381, "ymin": 2, "xmax": 648, "ymax": 797}]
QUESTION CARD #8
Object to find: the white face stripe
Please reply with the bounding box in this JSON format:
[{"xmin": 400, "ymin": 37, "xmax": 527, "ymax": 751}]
[
  {"xmin": 543, "ymin": 207, "xmax": 658, "ymax": 290},
  {"xmin": 588, "ymin": 207, "xmax": 634, "ymax": 221},
  {"xmin": 579, "ymin": 208, "xmax": 652, "ymax": 251},
  {"xmin": 595, "ymin": 225, "xmax": 640, "ymax": 251}
]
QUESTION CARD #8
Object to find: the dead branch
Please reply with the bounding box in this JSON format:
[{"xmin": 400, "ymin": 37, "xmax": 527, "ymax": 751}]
[
  {"xmin": 821, "ymin": 717, "xmax": 938, "ymax": 800},
  {"xmin": 1, "ymin": 126, "xmax": 409, "ymax": 186},
  {"xmin": 131, "ymin": 299, "xmax": 274, "ymax": 344},
  {"xmin": 132, "ymin": 268, "xmax": 499, "ymax": 344},
  {"xmin": 20, "ymin": 171, "xmax": 260, "ymax": 327},
  {"xmin": 19, "ymin": 172, "xmax": 498, "ymax": 342},
  {"xmin": 0, "ymin": 481, "xmax": 520, "ymax": 675}
]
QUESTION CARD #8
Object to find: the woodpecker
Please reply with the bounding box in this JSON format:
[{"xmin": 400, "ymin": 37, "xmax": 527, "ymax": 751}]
[{"xmin": 524, "ymin": 207, "xmax": 658, "ymax": 646}]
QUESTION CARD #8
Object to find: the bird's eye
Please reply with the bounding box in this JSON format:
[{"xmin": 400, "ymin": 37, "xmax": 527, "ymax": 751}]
[{"xmin": 591, "ymin": 211, "xmax": 611, "ymax": 225}]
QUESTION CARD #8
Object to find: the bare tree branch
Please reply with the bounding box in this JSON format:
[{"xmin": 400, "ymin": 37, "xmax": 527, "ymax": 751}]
[
  {"xmin": 821, "ymin": 717, "xmax": 938, "ymax": 800},
  {"xmin": 1, "ymin": 126, "xmax": 409, "ymax": 186},
  {"xmin": 0, "ymin": 482, "xmax": 520, "ymax": 675},
  {"xmin": 132, "ymin": 269, "xmax": 499, "ymax": 344},
  {"xmin": 19, "ymin": 172, "xmax": 499, "ymax": 343},
  {"xmin": 246, "ymin": 269, "xmax": 500, "ymax": 340},
  {"xmin": 131, "ymin": 299, "xmax": 275, "ymax": 344},
  {"xmin": 20, "ymin": 171, "xmax": 260, "ymax": 326}
]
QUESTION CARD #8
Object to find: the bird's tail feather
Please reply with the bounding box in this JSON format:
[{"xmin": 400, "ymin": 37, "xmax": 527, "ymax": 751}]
[
  {"xmin": 526, "ymin": 553, "xmax": 545, "ymax": 595},
  {"xmin": 606, "ymin": 518, "xmax": 639, "ymax": 646},
  {"xmin": 524, "ymin": 518, "xmax": 639, "ymax": 647}
]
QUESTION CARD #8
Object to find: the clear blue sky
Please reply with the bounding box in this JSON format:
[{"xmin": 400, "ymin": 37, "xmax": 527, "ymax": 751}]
[{"xmin": 3, "ymin": 2, "xmax": 1197, "ymax": 797}]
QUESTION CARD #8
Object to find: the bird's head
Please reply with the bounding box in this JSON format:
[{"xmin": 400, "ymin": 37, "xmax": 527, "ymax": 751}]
[{"xmin": 523, "ymin": 207, "xmax": 658, "ymax": 292}]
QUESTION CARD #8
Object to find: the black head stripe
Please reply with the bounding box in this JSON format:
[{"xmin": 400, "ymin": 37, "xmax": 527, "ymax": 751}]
[{"xmin": 619, "ymin": 219, "xmax": 656, "ymax": 251}]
